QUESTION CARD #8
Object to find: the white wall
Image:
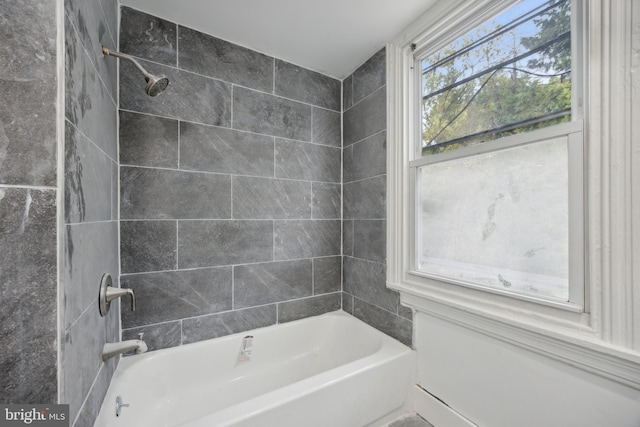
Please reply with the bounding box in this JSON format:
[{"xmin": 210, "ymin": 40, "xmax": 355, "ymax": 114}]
[{"xmin": 414, "ymin": 312, "xmax": 640, "ymax": 427}]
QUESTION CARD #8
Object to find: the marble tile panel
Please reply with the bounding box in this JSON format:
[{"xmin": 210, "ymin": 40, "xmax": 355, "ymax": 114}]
[
  {"xmin": 120, "ymin": 59, "xmax": 231, "ymax": 127},
  {"xmin": 354, "ymin": 220, "xmax": 386, "ymax": 264},
  {"xmin": 275, "ymin": 139, "xmax": 341, "ymax": 183},
  {"xmin": 399, "ymin": 304, "xmax": 413, "ymax": 321},
  {"xmin": 234, "ymin": 260, "xmax": 312, "ymax": 309},
  {"xmin": 313, "ymin": 256, "xmax": 341, "ymax": 295},
  {"xmin": 343, "ymin": 256, "xmax": 398, "ymax": 313},
  {"xmin": 274, "ymin": 60, "xmax": 340, "ymax": 111},
  {"xmin": 353, "ymin": 297, "xmax": 412, "ymax": 346},
  {"xmin": 178, "ymin": 27, "xmax": 274, "ymax": 92},
  {"xmin": 111, "ymin": 161, "xmax": 118, "ymax": 220},
  {"xmin": 180, "ymin": 122, "xmax": 274, "ymax": 176},
  {"xmin": 65, "ymin": 12, "xmax": 117, "ymax": 160},
  {"xmin": 278, "ymin": 293, "xmax": 341, "ymax": 323},
  {"xmin": 344, "ymin": 131, "xmax": 386, "ymax": 183},
  {"xmin": 121, "ymin": 267, "xmax": 232, "ymax": 328},
  {"xmin": 353, "ymin": 48, "xmax": 386, "ymax": 104},
  {"xmin": 62, "ymin": 221, "xmax": 118, "ymax": 330},
  {"xmin": 65, "ymin": 0, "xmax": 118, "ymax": 98},
  {"xmin": 120, "ymin": 6, "xmax": 177, "ymax": 66},
  {"xmin": 178, "ymin": 220, "xmax": 273, "ymax": 268},
  {"xmin": 121, "ymin": 166, "xmax": 231, "ymax": 219},
  {"xmin": 182, "ymin": 305, "xmax": 277, "ymax": 343},
  {"xmin": 342, "ymin": 292, "xmax": 354, "ymax": 315},
  {"xmin": 65, "ymin": 122, "xmax": 113, "ymax": 224},
  {"xmin": 71, "ymin": 362, "xmax": 113, "ymax": 427},
  {"xmin": 343, "ymin": 86, "xmax": 386, "ymax": 146},
  {"xmin": 120, "ymin": 220, "xmax": 177, "ymax": 273},
  {"xmin": 274, "ymin": 220, "xmax": 341, "ymax": 260},
  {"xmin": 312, "ymin": 108, "xmax": 341, "ymax": 147},
  {"xmin": 343, "ymin": 175, "xmax": 386, "ymax": 220},
  {"xmin": 119, "ymin": 111, "xmax": 178, "ymax": 168},
  {"xmin": 123, "ymin": 321, "xmax": 182, "ymax": 352},
  {"xmin": 343, "ymin": 74, "xmax": 354, "ymax": 111},
  {"xmin": 233, "ymin": 86, "xmax": 311, "ymax": 141},
  {"xmin": 0, "ymin": 188, "xmax": 57, "ymax": 403},
  {"xmin": 233, "ymin": 176, "xmax": 311, "ymax": 219},
  {"xmin": 312, "ymin": 183, "xmax": 341, "ymax": 219},
  {"xmin": 0, "ymin": 0, "xmax": 57, "ymax": 186},
  {"xmin": 343, "ymin": 219, "xmax": 354, "ymax": 257},
  {"xmin": 61, "ymin": 302, "xmax": 104, "ymax": 422},
  {"xmin": 98, "ymin": 0, "xmax": 118, "ymax": 45}
]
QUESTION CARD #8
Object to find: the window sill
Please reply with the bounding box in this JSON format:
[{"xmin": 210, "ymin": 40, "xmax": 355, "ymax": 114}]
[{"xmin": 390, "ymin": 279, "xmax": 640, "ymax": 390}]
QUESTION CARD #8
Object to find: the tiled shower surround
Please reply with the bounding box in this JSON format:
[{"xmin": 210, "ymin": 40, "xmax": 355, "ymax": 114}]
[
  {"xmin": 119, "ymin": 7, "xmax": 343, "ymax": 349},
  {"xmin": 62, "ymin": 0, "xmax": 120, "ymax": 424},
  {"xmin": 120, "ymin": 8, "xmax": 412, "ymax": 350},
  {"xmin": 342, "ymin": 49, "xmax": 412, "ymax": 346}
]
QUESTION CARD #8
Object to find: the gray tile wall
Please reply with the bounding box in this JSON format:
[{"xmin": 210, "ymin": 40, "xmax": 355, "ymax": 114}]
[
  {"xmin": 119, "ymin": 7, "xmax": 342, "ymax": 352},
  {"xmin": 0, "ymin": 0, "xmax": 58, "ymax": 404},
  {"xmin": 62, "ymin": 0, "xmax": 120, "ymax": 425},
  {"xmin": 342, "ymin": 48, "xmax": 413, "ymax": 346}
]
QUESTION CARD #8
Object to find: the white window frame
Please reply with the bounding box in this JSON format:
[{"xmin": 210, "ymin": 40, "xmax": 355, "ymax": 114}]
[{"xmin": 387, "ymin": 0, "xmax": 640, "ymax": 389}]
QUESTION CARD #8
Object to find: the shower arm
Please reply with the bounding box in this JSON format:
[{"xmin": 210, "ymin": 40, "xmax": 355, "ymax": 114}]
[{"xmin": 101, "ymin": 47, "xmax": 153, "ymax": 80}]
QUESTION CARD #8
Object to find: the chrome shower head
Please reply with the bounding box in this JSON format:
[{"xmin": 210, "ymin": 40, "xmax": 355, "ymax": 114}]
[{"xmin": 102, "ymin": 47, "xmax": 169, "ymax": 97}]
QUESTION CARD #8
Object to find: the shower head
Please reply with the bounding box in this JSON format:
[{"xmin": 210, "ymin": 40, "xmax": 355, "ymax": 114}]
[{"xmin": 102, "ymin": 47, "xmax": 169, "ymax": 97}]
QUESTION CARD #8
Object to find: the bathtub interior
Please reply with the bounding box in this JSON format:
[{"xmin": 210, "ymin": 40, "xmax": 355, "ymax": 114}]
[{"xmin": 96, "ymin": 311, "xmax": 414, "ymax": 427}]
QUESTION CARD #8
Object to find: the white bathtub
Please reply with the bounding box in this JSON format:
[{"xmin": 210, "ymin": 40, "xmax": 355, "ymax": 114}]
[{"xmin": 94, "ymin": 311, "xmax": 415, "ymax": 427}]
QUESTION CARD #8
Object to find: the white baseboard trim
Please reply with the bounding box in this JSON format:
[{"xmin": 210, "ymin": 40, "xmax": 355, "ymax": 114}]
[{"xmin": 412, "ymin": 385, "xmax": 478, "ymax": 427}]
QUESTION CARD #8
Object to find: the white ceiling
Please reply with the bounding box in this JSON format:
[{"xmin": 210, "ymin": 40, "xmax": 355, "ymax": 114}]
[{"xmin": 119, "ymin": 0, "xmax": 439, "ymax": 79}]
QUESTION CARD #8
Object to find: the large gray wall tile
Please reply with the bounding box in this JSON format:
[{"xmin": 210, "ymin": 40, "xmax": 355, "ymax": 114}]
[
  {"xmin": 313, "ymin": 257, "xmax": 342, "ymax": 295},
  {"xmin": 274, "ymin": 220, "xmax": 341, "ymax": 260},
  {"xmin": 61, "ymin": 303, "xmax": 104, "ymax": 422},
  {"xmin": 278, "ymin": 293, "xmax": 341, "ymax": 323},
  {"xmin": 233, "ymin": 177, "xmax": 311, "ymax": 219},
  {"xmin": 343, "ymin": 75, "xmax": 354, "ymax": 111},
  {"xmin": 119, "ymin": 111, "xmax": 178, "ymax": 168},
  {"xmin": 65, "ymin": 0, "xmax": 118, "ymax": 99},
  {"xmin": 121, "ymin": 220, "xmax": 177, "ymax": 273},
  {"xmin": 123, "ymin": 321, "xmax": 182, "ymax": 352},
  {"xmin": 180, "ymin": 122, "xmax": 274, "ymax": 176},
  {"xmin": 233, "ymin": 87, "xmax": 311, "ymax": 141},
  {"xmin": 120, "ymin": 6, "xmax": 177, "ymax": 66},
  {"xmin": 343, "ymin": 257, "xmax": 397, "ymax": 313},
  {"xmin": 234, "ymin": 260, "xmax": 312, "ymax": 308},
  {"xmin": 65, "ymin": 122, "xmax": 113, "ymax": 223},
  {"xmin": 275, "ymin": 60, "xmax": 340, "ymax": 111},
  {"xmin": 344, "ymin": 131, "xmax": 386, "ymax": 183},
  {"xmin": 312, "ymin": 183, "xmax": 341, "ymax": 219},
  {"xmin": 121, "ymin": 267, "xmax": 232, "ymax": 328},
  {"xmin": 353, "ymin": 298, "xmax": 412, "ymax": 347},
  {"xmin": 62, "ymin": 221, "xmax": 118, "ymax": 330},
  {"xmin": 65, "ymin": 12, "xmax": 117, "ymax": 161},
  {"xmin": 120, "ymin": 59, "xmax": 232, "ymax": 127},
  {"xmin": 179, "ymin": 27, "xmax": 273, "ymax": 92},
  {"xmin": 344, "ymin": 175, "xmax": 386, "ymax": 219},
  {"xmin": 178, "ymin": 220, "xmax": 273, "ymax": 268},
  {"xmin": 0, "ymin": 1, "xmax": 57, "ymax": 186},
  {"xmin": 343, "ymin": 86, "xmax": 386, "ymax": 146},
  {"xmin": 182, "ymin": 305, "xmax": 277, "ymax": 343},
  {"xmin": 0, "ymin": 188, "xmax": 57, "ymax": 403},
  {"xmin": 352, "ymin": 48, "xmax": 386, "ymax": 104},
  {"xmin": 312, "ymin": 108, "xmax": 341, "ymax": 147},
  {"xmin": 121, "ymin": 167, "xmax": 231, "ymax": 219},
  {"xmin": 275, "ymin": 139, "xmax": 341, "ymax": 183},
  {"xmin": 342, "ymin": 292, "xmax": 354, "ymax": 315},
  {"xmin": 353, "ymin": 220, "xmax": 386, "ymax": 263}
]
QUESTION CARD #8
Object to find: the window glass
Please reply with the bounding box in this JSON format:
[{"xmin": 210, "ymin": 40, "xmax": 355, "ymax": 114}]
[
  {"xmin": 416, "ymin": 137, "xmax": 569, "ymax": 301},
  {"xmin": 421, "ymin": 0, "xmax": 571, "ymax": 156}
]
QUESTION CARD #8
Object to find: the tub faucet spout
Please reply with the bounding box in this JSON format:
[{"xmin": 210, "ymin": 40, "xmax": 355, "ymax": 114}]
[{"xmin": 102, "ymin": 339, "xmax": 148, "ymax": 361}]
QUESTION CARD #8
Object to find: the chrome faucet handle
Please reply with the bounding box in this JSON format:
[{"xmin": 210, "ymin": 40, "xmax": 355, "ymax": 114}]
[{"xmin": 99, "ymin": 274, "xmax": 137, "ymax": 316}]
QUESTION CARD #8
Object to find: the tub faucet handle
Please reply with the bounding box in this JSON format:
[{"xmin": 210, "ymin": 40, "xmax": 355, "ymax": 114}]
[{"xmin": 99, "ymin": 274, "xmax": 136, "ymax": 316}]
